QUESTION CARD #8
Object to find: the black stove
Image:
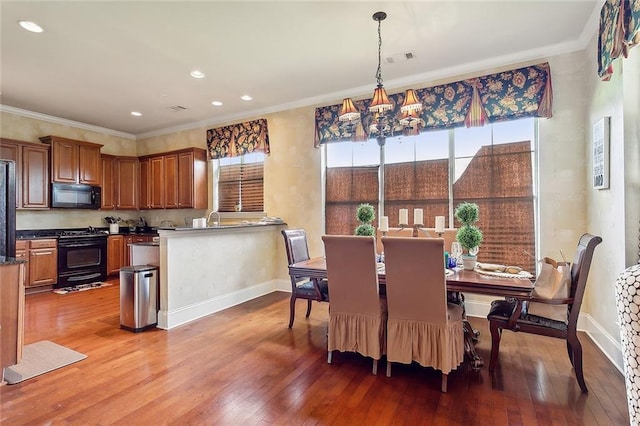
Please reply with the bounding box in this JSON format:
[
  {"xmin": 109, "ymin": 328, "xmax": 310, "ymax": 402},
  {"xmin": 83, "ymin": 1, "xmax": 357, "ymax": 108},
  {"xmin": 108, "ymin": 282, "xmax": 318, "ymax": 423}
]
[
  {"xmin": 16, "ymin": 227, "xmax": 109, "ymax": 288},
  {"xmin": 58, "ymin": 227, "xmax": 109, "ymax": 239}
]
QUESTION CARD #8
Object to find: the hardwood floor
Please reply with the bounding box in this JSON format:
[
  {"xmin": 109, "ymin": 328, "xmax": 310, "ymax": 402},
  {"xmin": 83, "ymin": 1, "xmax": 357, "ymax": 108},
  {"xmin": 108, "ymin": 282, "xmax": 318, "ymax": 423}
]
[{"xmin": 1, "ymin": 279, "xmax": 629, "ymax": 425}]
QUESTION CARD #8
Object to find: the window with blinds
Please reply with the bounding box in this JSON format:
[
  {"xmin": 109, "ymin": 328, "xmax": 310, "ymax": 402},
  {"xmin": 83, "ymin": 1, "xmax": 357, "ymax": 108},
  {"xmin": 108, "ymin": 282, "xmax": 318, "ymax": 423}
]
[
  {"xmin": 325, "ymin": 118, "xmax": 536, "ymax": 272},
  {"xmin": 217, "ymin": 153, "xmax": 264, "ymax": 212}
]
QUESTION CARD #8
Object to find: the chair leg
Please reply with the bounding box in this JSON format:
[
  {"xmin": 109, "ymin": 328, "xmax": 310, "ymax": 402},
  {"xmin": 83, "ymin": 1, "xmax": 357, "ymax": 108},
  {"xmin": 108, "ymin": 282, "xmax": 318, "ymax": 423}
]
[
  {"xmin": 488, "ymin": 320, "xmax": 502, "ymax": 372},
  {"xmin": 386, "ymin": 361, "xmax": 391, "ymax": 377},
  {"xmin": 305, "ymin": 299, "xmax": 312, "ymax": 318},
  {"xmin": 568, "ymin": 335, "xmax": 588, "ymax": 393},
  {"xmin": 441, "ymin": 373, "xmax": 448, "ymax": 393},
  {"xmin": 566, "ymin": 341, "xmax": 575, "ymax": 367},
  {"xmin": 288, "ymin": 295, "xmax": 296, "ymax": 328},
  {"xmin": 327, "ymin": 350, "xmax": 333, "ymax": 364},
  {"xmin": 372, "ymin": 359, "xmax": 378, "ymax": 375}
]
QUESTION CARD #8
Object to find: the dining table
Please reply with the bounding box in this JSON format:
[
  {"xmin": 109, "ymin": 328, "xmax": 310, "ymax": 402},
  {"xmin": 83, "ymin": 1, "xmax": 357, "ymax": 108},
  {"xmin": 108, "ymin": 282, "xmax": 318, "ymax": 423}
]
[{"xmin": 288, "ymin": 256, "xmax": 535, "ymax": 371}]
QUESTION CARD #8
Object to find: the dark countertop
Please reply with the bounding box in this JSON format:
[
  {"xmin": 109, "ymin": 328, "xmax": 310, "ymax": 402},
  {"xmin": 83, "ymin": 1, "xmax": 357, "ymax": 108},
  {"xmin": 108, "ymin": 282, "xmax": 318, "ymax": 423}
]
[
  {"xmin": 0, "ymin": 257, "xmax": 27, "ymax": 265},
  {"xmin": 16, "ymin": 227, "xmax": 159, "ymax": 239}
]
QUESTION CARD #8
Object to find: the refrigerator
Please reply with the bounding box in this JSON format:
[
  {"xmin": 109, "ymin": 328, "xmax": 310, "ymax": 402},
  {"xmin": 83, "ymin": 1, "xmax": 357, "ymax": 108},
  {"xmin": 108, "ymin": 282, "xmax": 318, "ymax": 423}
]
[{"xmin": 0, "ymin": 159, "xmax": 17, "ymax": 257}]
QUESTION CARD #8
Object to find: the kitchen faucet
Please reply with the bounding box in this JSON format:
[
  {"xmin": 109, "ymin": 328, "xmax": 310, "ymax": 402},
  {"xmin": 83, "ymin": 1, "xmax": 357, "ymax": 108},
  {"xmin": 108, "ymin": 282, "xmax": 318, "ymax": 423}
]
[{"xmin": 207, "ymin": 211, "xmax": 221, "ymax": 226}]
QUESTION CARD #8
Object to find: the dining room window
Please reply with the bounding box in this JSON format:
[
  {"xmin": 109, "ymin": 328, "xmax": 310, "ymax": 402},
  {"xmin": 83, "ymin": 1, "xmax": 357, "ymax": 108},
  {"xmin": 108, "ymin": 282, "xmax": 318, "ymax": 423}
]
[
  {"xmin": 216, "ymin": 152, "xmax": 264, "ymax": 212},
  {"xmin": 325, "ymin": 118, "xmax": 536, "ymax": 272}
]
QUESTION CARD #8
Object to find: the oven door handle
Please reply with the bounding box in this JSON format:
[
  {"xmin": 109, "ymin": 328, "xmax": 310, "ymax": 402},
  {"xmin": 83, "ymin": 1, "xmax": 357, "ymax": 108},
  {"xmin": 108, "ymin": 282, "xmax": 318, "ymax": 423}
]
[
  {"xmin": 59, "ymin": 242, "xmax": 101, "ymax": 248},
  {"xmin": 67, "ymin": 272, "xmax": 102, "ymax": 282}
]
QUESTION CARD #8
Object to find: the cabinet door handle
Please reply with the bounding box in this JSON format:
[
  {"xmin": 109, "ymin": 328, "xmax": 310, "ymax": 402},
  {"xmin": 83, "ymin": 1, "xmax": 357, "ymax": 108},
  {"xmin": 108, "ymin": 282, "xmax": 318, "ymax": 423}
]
[{"xmin": 33, "ymin": 251, "xmax": 53, "ymax": 255}]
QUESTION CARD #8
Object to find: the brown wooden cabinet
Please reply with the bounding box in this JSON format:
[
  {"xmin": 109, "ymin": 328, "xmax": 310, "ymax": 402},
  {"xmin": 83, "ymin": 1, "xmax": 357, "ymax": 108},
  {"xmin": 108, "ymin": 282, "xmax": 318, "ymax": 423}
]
[
  {"xmin": 101, "ymin": 155, "xmax": 138, "ymax": 210},
  {"xmin": 138, "ymin": 148, "xmax": 207, "ymax": 209},
  {"xmin": 39, "ymin": 135, "xmax": 102, "ymax": 185},
  {"xmin": 0, "ymin": 138, "xmax": 50, "ymax": 209},
  {"xmin": 101, "ymin": 155, "xmax": 116, "ymax": 209},
  {"xmin": 149, "ymin": 156, "xmax": 165, "ymax": 208},
  {"xmin": 116, "ymin": 157, "xmax": 138, "ymax": 209},
  {"xmin": 107, "ymin": 235, "xmax": 125, "ymax": 275},
  {"xmin": 0, "ymin": 262, "xmax": 26, "ymax": 371},
  {"xmin": 15, "ymin": 240, "xmax": 30, "ymax": 286},
  {"xmin": 27, "ymin": 239, "xmax": 58, "ymax": 287},
  {"xmin": 16, "ymin": 239, "xmax": 58, "ymax": 288},
  {"xmin": 139, "ymin": 157, "xmax": 150, "ymax": 209}
]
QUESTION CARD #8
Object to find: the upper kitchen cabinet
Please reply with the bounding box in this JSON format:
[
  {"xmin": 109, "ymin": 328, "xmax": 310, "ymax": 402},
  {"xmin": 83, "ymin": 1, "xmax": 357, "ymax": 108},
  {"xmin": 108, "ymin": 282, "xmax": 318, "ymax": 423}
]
[
  {"xmin": 39, "ymin": 135, "xmax": 102, "ymax": 185},
  {"xmin": 102, "ymin": 155, "xmax": 138, "ymax": 210},
  {"xmin": 0, "ymin": 138, "xmax": 50, "ymax": 209},
  {"xmin": 139, "ymin": 148, "xmax": 207, "ymax": 209}
]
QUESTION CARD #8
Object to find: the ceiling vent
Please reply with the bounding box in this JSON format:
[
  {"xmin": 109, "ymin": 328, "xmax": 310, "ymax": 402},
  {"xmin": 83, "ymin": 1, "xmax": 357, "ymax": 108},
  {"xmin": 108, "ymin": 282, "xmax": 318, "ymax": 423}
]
[
  {"xmin": 385, "ymin": 52, "xmax": 415, "ymax": 64},
  {"xmin": 168, "ymin": 105, "xmax": 187, "ymax": 112}
]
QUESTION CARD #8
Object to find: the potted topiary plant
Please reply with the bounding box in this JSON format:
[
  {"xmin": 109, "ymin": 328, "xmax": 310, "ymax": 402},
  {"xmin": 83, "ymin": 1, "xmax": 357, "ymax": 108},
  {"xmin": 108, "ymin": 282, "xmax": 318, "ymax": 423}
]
[
  {"xmin": 355, "ymin": 203, "xmax": 376, "ymax": 236},
  {"xmin": 454, "ymin": 202, "xmax": 483, "ymax": 270}
]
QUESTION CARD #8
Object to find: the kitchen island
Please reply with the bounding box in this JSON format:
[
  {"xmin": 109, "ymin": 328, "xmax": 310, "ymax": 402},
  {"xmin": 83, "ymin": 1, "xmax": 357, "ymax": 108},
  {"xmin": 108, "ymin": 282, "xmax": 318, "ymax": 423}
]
[{"xmin": 156, "ymin": 223, "xmax": 286, "ymax": 329}]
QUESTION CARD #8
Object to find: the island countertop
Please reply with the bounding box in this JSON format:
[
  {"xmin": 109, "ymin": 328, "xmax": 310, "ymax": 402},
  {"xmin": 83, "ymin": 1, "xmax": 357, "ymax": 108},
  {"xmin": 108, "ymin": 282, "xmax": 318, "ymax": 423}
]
[{"xmin": 157, "ymin": 221, "xmax": 286, "ymax": 232}]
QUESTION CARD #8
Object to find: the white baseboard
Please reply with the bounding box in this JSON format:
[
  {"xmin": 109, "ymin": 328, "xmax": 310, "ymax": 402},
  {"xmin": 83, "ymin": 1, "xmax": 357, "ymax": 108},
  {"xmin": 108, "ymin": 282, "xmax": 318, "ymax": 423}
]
[
  {"xmin": 158, "ymin": 280, "xmax": 281, "ymax": 330},
  {"xmin": 465, "ymin": 300, "xmax": 623, "ymax": 373}
]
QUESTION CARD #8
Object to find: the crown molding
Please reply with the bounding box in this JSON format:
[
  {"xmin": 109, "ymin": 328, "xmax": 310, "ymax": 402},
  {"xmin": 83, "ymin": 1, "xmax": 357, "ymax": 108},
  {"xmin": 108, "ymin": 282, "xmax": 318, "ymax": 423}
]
[{"xmin": 0, "ymin": 104, "xmax": 136, "ymax": 140}]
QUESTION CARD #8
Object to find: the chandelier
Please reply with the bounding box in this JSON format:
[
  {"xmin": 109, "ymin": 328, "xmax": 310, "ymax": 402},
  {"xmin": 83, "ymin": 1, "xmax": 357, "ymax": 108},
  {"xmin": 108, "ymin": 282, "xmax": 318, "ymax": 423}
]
[{"xmin": 339, "ymin": 11, "xmax": 423, "ymax": 145}]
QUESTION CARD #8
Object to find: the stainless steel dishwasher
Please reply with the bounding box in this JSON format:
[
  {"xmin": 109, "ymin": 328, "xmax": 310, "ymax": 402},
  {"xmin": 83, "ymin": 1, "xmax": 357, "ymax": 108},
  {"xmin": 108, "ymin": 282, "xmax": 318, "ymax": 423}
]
[{"xmin": 119, "ymin": 265, "xmax": 158, "ymax": 332}]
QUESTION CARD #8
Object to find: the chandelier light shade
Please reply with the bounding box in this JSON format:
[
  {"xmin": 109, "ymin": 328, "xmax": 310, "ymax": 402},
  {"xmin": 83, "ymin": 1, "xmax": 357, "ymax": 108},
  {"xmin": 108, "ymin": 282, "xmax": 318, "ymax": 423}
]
[
  {"xmin": 400, "ymin": 89, "xmax": 423, "ymax": 114},
  {"xmin": 338, "ymin": 97, "xmax": 361, "ymax": 122},
  {"xmin": 369, "ymin": 86, "xmax": 393, "ymax": 114}
]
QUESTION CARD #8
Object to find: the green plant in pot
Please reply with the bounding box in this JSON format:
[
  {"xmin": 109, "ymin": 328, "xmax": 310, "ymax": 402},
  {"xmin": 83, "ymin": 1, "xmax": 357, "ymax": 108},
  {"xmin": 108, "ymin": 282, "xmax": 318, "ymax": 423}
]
[
  {"xmin": 454, "ymin": 202, "xmax": 483, "ymax": 270},
  {"xmin": 355, "ymin": 203, "xmax": 376, "ymax": 236}
]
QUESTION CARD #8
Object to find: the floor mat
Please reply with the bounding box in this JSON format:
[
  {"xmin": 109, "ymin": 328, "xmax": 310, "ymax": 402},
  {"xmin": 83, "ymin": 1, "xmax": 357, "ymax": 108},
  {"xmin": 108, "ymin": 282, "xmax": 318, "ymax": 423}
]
[{"xmin": 3, "ymin": 340, "xmax": 87, "ymax": 384}]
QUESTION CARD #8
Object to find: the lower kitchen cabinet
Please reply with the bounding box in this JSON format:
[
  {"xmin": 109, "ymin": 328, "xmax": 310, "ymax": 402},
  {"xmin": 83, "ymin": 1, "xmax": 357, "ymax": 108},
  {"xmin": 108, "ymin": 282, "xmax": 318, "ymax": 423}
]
[
  {"xmin": 16, "ymin": 239, "xmax": 58, "ymax": 288},
  {"xmin": 107, "ymin": 235, "xmax": 125, "ymax": 275}
]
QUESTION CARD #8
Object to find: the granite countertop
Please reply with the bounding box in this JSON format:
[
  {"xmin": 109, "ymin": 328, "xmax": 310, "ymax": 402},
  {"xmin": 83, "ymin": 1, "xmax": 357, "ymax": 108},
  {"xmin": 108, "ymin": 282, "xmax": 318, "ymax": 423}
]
[
  {"xmin": 160, "ymin": 221, "xmax": 285, "ymax": 231},
  {"xmin": 0, "ymin": 256, "xmax": 27, "ymax": 265}
]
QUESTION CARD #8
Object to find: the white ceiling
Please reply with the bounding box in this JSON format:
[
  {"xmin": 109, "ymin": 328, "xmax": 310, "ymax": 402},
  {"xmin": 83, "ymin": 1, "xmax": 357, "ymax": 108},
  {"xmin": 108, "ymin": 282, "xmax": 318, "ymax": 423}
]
[{"xmin": 1, "ymin": 1, "xmax": 601, "ymax": 139}]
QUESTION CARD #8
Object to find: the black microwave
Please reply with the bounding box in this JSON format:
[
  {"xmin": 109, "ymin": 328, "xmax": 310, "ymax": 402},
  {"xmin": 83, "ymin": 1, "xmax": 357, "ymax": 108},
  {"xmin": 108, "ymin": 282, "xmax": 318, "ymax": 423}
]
[{"xmin": 51, "ymin": 183, "xmax": 101, "ymax": 209}]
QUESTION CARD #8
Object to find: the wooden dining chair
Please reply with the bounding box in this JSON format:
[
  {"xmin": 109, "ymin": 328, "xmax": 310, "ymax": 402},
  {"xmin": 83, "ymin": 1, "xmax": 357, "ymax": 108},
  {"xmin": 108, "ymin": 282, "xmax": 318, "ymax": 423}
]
[
  {"xmin": 381, "ymin": 236, "xmax": 465, "ymax": 392},
  {"xmin": 322, "ymin": 235, "xmax": 387, "ymax": 375},
  {"xmin": 375, "ymin": 227, "xmax": 413, "ymax": 254},
  {"xmin": 281, "ymin": 229, "xmax": 329, "ymax": 328},
  {"xmin": 487, "ymin": 233, "xmax": 602, "ymax": 393},
  {"xmin": 416, "ymin": 228, "xmax": 458, "ymax": 254}
]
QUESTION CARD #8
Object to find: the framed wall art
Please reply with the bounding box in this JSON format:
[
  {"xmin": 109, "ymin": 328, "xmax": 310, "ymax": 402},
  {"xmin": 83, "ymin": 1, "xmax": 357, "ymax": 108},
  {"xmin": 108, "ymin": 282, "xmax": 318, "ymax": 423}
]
[{"xmin": 592, "ymin": 117, "xmax": 610, "ymax": 190}]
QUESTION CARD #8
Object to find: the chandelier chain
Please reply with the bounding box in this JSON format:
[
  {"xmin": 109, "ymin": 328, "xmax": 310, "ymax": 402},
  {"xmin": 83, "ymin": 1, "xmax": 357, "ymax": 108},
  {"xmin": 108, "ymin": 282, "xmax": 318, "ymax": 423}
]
[{"xmin": 375, "ymin": 17, "xmax": 383, "ymax": 87}]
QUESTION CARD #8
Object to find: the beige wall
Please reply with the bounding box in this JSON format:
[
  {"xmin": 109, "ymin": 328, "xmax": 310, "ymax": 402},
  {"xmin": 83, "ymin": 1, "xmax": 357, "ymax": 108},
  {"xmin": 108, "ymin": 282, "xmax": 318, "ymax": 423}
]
[
  {"xmin": 584, "ymin": 36, "xmax": 640, "ymax": 343},
  {"xmin": 3, "ymin": 44, "xmax": 638, "ymax": 354}
]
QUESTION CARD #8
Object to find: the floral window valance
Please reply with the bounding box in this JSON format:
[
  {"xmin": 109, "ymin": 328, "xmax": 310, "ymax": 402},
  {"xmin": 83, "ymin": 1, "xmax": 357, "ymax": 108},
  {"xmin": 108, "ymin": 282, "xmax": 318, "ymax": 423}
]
[
  {"xmin": 598, "ymin": 0, "xmax": 640, "ymax": 80},
  {"xmin": 206, "ymin": 118, "xmax": 270, "ymax": 159},
  {"xmin": 314, "ymin": 62, "xmax": 553, "ymax": 146}
]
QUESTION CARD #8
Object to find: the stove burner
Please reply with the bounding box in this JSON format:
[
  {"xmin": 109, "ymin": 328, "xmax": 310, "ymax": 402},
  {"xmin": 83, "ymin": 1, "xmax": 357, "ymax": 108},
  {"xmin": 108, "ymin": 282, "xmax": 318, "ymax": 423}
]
[{"xmin": 58, "ymin": 227, "xmax": 109, "ymax": 238}]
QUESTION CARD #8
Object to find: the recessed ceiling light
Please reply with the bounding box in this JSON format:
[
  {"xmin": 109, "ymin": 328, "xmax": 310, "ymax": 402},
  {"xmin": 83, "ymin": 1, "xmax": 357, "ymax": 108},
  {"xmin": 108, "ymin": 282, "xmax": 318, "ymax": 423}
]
[
  {"xmin": 241, "ymin": 95, "xmax": 252, "ymax": 101},
  {"xmin": 18, "ymin": 20, "xmax": 44, "ymax": 33},
  {"xmin": 190, "ymin": 70, "xmax": 205, "ymax": 79},
  {"xmin": 211, "ymin": 101, "xmax": 223, "ymax": 106},
  {"xmin": 130, "ymin": 111, "xmax": 142, "ymax": 117}
]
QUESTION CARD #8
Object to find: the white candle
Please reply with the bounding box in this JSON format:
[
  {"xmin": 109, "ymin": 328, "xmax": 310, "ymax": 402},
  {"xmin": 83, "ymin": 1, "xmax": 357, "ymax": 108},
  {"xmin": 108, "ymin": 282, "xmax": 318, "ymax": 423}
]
[
  {"xmin": 413, "ymin": 208, "xmax": 423, "ymax": 226},
  {"xmin": 379, "ymin": 216, "xmax": 389, "ymax": 232},
  {"xmin": 399, "ymin": 209, "xmax": 409, "ymax": 226},
  {"xmin": 435, "ymin": 216, "xmax": 445, "ymax": 233}
]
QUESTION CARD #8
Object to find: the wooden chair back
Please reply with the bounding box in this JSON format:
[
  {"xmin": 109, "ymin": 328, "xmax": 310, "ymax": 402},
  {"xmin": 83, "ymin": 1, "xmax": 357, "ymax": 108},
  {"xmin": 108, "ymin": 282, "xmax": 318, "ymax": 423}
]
[
  {"xmin": 566, "ymin": 233, "xmax": 603, "ymax": 329},
  {"xmin": 416, "ymin": 228, "xmax": 458, "ymax": 254}
]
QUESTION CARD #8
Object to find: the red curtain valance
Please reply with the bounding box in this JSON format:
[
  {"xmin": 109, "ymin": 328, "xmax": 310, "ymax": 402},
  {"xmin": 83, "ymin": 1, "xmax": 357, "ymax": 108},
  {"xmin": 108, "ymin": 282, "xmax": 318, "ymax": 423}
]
[
  {"xmin": 314, "ymin": 62, "xmax": 553, "ymax": 147},
  {"xmin": 598, "ymin": 0, "xmax": 640, "ymax": 80},
  {"xmin": 206, "ymin": 118, "xmax": 270, "ymax": 159}
]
